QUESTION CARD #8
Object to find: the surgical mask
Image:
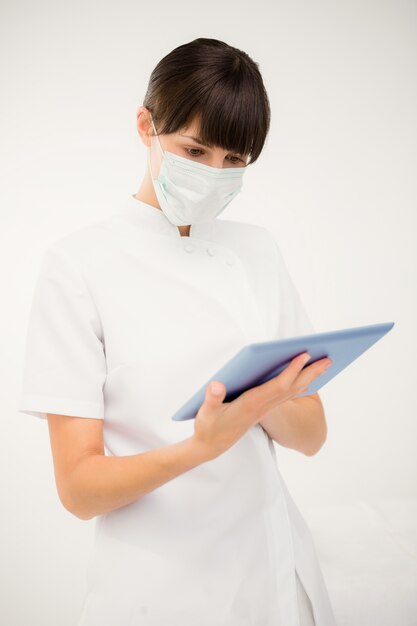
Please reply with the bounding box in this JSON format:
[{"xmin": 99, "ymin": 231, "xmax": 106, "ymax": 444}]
[{"xmin": 147, "ymin": 115, "xmax": 247, "ymax": 226}]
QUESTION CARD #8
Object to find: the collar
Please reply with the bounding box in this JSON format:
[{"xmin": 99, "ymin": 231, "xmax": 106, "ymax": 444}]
[{"xmin": 114, "ymin": 194, "xmax": 216, "ymax": 242}]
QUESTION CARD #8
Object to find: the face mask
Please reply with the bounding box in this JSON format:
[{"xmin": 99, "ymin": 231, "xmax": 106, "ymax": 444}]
[{"xmin": 147, "ymin": 115, "xmax": 247, "ymax": 226}]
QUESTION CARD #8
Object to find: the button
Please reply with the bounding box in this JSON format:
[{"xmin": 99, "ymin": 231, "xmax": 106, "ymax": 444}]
[
  {"xmin": 184, "ymin": 243, "xmax": 194, "ymax": 253},
  {"xmin": 226, "ymin": 256, "xmax": 235, "ymax": 266},
  {"xmin": 206, "ymin": 247, "xmax": 215, "ymax": 256}
]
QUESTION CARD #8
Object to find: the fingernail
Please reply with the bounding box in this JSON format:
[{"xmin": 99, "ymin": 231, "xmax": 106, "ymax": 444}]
[
  {"xmin": 211, "ymin": 382, "xmax": 223, "ymax": 395},
  {"xmin": 302, "ymin": 353, "xmax": 311, "ymax": 364}
]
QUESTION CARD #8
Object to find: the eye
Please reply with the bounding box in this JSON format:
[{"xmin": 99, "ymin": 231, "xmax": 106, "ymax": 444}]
[
  {"xmin": 184, "ymin": 148, "xmax": 244, "ymax": 164},
  {"xmin": 227, "ymin": 155, "xmax": 244, "ymax": 164},
  {"xmin": 185, "ymin": 148, "xmax": 204, "ymax": 158}
]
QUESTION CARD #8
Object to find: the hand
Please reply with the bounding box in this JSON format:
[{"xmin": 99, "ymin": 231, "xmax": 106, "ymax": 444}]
[{"xmin": 191, "ymin": 352, "xmax": 332, "ymax": 461}]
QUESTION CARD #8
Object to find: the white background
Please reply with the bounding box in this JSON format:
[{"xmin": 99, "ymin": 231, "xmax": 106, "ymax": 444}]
[{"xmin": 1, "ymin": 0, "xmax": 416, "ymax": 624}]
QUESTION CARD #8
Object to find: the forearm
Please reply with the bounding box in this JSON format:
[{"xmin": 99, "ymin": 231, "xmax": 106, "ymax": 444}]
[
  {"xmin": 259, "ymin": 396, "xmax": 327, "ymax": 456},
  {"xmin": 65, "ymin": 436, "xmax": 207, "ymax": 520}
]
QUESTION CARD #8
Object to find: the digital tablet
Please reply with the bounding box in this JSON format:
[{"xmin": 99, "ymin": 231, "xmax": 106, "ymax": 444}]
[{"xmin": 171, "ymin": 321, "xmax": 395, "ymax": 421}]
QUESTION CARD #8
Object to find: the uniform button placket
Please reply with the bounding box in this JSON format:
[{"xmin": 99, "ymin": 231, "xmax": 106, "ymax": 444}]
[{"xmin": 180, "ymin": 239, "xmax": 240, "ymax": 268}]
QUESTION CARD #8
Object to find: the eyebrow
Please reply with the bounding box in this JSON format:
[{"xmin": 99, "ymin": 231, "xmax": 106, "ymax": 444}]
[
  {"xmin": 179, "ymin": 134, "xmax": 208, "ymax": 146},
  {"xmin": 179, "ymin": 134, "xmax": 243, "ymax": 156}
]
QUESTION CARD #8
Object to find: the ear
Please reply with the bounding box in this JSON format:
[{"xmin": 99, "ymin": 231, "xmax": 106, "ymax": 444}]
[{"xmin": 136, "ymin": 106, "xmax": 153, "ymax": 148}]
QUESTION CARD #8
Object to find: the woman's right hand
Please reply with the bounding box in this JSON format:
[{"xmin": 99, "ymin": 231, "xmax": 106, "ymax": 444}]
[{"xmin": 191, "ymin": 351, "xmax": 332, "ymax": 462}]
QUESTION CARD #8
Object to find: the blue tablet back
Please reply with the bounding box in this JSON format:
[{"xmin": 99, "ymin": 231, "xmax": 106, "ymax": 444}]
[{"xmin": 171, "ymin": 321, "xmax": 395, "ymax": 421}]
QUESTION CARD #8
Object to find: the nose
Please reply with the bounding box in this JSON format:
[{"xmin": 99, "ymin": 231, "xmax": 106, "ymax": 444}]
[{"xmin": 210, "ymin": 159, "xmax": 227, "ymax": 168}]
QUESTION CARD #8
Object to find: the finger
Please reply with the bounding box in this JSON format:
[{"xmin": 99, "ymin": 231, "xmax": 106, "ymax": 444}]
[
  {"xmin": 277, "ymin": 352, "xmax": 312, "ymax": 386},
  {"xmin": 245, "ymin": 352, "xmax": 311, "ymax": 408},
  {"xmin": 204, "ymin": 380, "xmax": 227, "ymax": 409},
  {"xmin": 295, "ymin": 386, "xmax": 310, "ymax": 397},
  {"xmin": 296, "ymin": 357, "xmax": 333, "ymax": 388}
]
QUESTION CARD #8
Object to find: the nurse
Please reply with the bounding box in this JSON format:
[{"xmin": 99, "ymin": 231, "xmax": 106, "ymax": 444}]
[{"xmin": 18, "ymin": 38, "xmax": 337, "ymax": 625}]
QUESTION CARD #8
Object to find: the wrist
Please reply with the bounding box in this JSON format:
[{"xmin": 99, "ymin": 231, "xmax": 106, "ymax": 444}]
[{"xmin": 186, "ymin": 435, "xmax": 217, "ymax": 464}]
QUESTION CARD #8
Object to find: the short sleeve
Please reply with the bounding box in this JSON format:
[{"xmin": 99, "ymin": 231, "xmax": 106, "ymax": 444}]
[
  {"xmin": 273, "ymin": 238, "xmax": 316, "ymax": 339},
  {"xmin": 18, "ymin": 245, "xmax": 107, "ymax": 420}
]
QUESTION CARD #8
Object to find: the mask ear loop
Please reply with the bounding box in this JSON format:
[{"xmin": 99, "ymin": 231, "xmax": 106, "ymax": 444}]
[
  {"xmin": 147, "ymin": 114, "xmax": 165, "ymax": 181},
  {"xmin": 149, "ymin": 114, "xmax": 165, "ymax": 159}
]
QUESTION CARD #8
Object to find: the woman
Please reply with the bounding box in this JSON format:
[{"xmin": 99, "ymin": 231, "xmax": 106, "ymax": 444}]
[{"xmin": 18, "ymin": 38, "xmax": 337, "ymax": 625}]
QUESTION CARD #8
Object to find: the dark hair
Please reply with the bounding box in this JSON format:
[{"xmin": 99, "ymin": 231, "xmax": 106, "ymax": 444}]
[{"xmin": 142, "ymin": 38, "xmax": 271, "ymax": 165}]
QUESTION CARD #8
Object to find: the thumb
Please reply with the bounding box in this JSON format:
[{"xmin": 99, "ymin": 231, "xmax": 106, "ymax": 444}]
[{"xmin": 204, "ymin": 380, "xmax": 226, "ymax": 407}]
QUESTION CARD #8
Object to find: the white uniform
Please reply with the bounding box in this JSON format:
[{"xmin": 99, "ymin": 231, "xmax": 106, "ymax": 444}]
[{"xmin": 18, "ymin": 194, "xmax": 337, "ymax": 626}]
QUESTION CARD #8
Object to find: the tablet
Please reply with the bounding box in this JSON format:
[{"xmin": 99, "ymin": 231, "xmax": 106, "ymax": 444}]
[{"xmin": 171, "ymin": 321, "xmax": 395, "ymax": 421}]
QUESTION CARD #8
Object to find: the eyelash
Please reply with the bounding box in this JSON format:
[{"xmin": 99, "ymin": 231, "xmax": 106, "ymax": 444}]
[{"xmin": 185, "ymin": 148, "xmax": 243, "ymax": 164}]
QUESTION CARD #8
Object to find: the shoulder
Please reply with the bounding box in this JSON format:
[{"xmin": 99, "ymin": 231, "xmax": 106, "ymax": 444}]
[{"xmin": 44, "ymin": 215, "xmax": 116, "ymax": 275}]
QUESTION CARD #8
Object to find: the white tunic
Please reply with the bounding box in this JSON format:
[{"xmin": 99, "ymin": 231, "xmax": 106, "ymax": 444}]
[{"xmin": 18, "ymin": 194, "xmax": 338, "ymax": 626}]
